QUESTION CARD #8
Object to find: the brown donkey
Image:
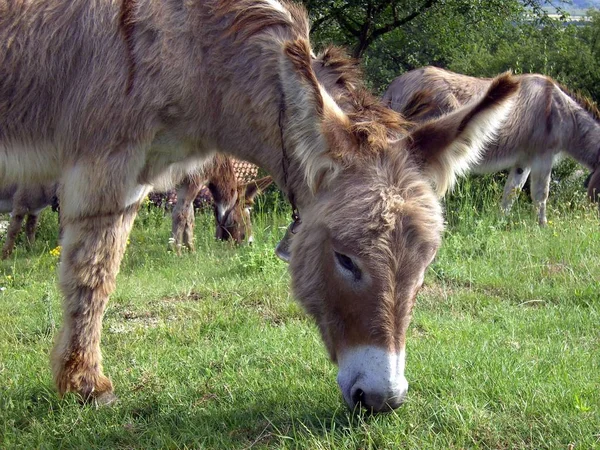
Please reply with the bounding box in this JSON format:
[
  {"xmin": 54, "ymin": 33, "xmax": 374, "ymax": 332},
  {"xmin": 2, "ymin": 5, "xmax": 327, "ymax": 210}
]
[
  {"xmin": 0, "ymin": 182, "xmax": 59, "ymax": 259},
  {"xmin": 0, "ymin": 0, "xmax": 518, "ymax": 411},
  {"xmin": 383, "ymin": 67, "xmax": 600, "ymax": 225},
  {"xmin": 170, "ymin": 154, "xmax": 272, "ymax": 253}
]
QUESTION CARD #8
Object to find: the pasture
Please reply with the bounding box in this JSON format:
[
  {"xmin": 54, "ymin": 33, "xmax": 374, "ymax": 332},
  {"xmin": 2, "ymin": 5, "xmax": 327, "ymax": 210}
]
[{"xmin": 1, "ymin": 175, "xmax": 598, "ymax": 449}]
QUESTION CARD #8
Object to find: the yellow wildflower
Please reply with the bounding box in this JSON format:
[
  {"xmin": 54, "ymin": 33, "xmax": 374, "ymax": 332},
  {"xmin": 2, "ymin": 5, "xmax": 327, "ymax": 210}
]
[{"xmin": 49, "ymin": 246, "xmax": 61, "ymax": 257}]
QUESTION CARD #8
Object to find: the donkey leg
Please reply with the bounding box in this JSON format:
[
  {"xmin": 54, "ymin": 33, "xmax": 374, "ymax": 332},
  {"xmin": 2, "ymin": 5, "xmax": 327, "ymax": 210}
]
[
  {"xmin": 24, "ymin": 213, "xmax": 39, "ymax": 246},
  {"xmin": 501, "ymin": 166, "xmax": 531, "ymax": 214},
  {"xmin": 51, "ymin": 198, "xmax": 141, "ymax": 403},
  {"xmin": 182, "ymin": 202, "xmax": 195, "ymax": 252},
  {"xmin": 587, "ymin": 168, "xmax": 600, "ymax": 205},
  {"xmin": 171, "ymin": 202, "xmax": 185, "ymax": 255},
  {"xmin": 530, "ymin": 159, "xmax": 553, "ymax": 226},
  {"xmin": 170, "ymin": 183, "xmax": 192, "ymax": 255},
  {"xmin": 2, "ymin": 213, "xmax": 25, "ymax": 259}
]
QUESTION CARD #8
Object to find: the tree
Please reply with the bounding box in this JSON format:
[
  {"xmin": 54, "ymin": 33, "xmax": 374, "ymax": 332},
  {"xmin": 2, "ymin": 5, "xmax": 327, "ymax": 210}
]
[{"xmin": 302, "ymin": 0, "xmax": 565, "ymax": 58}]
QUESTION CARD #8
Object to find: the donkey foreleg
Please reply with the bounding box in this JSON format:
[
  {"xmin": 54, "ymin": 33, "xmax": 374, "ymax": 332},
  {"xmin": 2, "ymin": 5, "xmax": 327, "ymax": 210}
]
[
  {"xmin": 182, "ymin": 202, "xmax": 195, "ymax": 252},
  {"xmin": 24, "ymin": 213, "xmax": 40, "ymax": 246},
  {"xmin": 500, "ymin": 166, "xmax": 531, "ymax": 214},
  {"xmin": 51, "ymin": 170, "xmax": 146, "ymax": 403},
  {"xmin": 171, "ymin": 180, "xmax": 199, "ymax": 254},
  {"xmin": 1, "ymin": 213, "xmax": 26, "ymax": 259},
  {"xmin": 170, "ymin": 196, "xmax": 187, "ymax": 255},
  {"xmin": 51, "ymin": 206, "xmax": 139, "ymax": 403},
  {"xmin": 587, "ymin": 168, "xmax": 600, "ymax": 206},
  {"xmin": 530, "ymin": 159, "xmax": 553, "ymax": 226}
]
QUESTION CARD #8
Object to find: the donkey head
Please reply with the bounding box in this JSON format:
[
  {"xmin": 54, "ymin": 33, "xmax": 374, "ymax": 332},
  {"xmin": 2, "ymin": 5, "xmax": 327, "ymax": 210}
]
[
  {"xmin": 279, "ymin": 40, "xmax": 518, "ymax": 412},
  {"xmin": 210, "ymin": 176, "xmax": 273, "ymax": 244}
]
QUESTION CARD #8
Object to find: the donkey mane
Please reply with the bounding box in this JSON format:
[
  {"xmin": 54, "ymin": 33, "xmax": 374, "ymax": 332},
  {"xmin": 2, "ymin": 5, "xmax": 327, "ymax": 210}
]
[
  {"xmin": 555, "ymin": 81, "xmax": 600, "ymax": 124},
  {"xmin": 207, "ymin": 153, "xmax": 236, "ymax": 183},
  {"xmin": 345, "ymin": 89, "xmax": 409, "ymax": 155},
  {"xmin": 314, "ymin": 46, "xmax": 364, "ymax": 91},
  {"xmin": 310, "ymin": 47, "xmax": 410, "ymax": 159},
  {"xmin": 212, "ymin": 0, "xmax": 309, "ymax": 43}
]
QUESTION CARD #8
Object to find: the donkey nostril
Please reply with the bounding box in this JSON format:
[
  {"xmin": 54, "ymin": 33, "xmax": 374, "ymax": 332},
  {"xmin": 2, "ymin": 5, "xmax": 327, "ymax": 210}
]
[{"xmin": 352, "ymin": 388, "xmax": 365, "ymax": 406}]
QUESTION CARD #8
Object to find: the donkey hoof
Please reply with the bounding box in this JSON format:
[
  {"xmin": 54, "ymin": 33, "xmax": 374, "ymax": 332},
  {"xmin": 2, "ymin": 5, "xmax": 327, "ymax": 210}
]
[{"xmin": 93, "ymin": 391, "xmax": 118, "ymax": 407}]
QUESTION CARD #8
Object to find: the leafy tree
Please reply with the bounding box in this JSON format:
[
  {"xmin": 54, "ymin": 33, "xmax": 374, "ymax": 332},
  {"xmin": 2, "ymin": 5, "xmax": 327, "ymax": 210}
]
[{"xmin": 303, "ymin": 0, "xmax": 564, "ymax": 58}]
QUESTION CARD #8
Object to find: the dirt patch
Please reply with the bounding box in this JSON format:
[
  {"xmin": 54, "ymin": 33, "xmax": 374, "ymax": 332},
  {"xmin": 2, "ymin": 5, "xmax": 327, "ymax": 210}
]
[{"xmin": 158, "ymin": 290, "xmax": 223, "ymax": 304}]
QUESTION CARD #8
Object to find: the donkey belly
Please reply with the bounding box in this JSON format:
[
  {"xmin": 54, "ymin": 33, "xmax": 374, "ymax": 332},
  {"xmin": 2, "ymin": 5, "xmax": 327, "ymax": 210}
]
[
  {"xmin": 0, "ymin": 142, "xmax": 60, "ymax": 186},
  {"xmin": 471, "ymin": 133, "xmax": 536, "ymax": 175},
  {"xmin": 472, "ymin": 151, "xmax": 521, "ymax": 175},
  {"xmin": 0, "ymin": 199, "xmax": 13, "ymax": 214}
]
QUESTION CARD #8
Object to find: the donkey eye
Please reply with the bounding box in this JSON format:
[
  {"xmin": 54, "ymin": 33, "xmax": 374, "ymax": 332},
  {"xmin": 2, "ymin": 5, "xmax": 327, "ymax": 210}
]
[{"xmin": 335, "ymin": 252, "xmax": 361, "ymax": 281}]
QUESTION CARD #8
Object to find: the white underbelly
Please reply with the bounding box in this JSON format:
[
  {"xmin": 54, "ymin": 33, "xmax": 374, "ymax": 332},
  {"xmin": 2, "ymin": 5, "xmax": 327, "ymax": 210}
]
[{"xmin": 0, "ymin": 142, "xmax": 60, "ymax": 185}]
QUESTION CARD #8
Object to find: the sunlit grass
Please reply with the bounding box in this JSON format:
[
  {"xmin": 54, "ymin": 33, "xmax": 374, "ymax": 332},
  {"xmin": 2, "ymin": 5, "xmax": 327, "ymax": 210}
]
[{"xmin": 0, "ymin": 175, "xmax": 598, "ymax": 449}]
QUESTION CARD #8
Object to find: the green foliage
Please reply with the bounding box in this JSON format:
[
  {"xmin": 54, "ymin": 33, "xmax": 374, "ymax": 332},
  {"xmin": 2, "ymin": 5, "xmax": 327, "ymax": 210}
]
[
  {"xmin": 303, "ymin": 0, "xmax": 574, "ymax": 92},
  {"xmin": 304, "ymin": 1, "xmax": 600, "ymax": 99}
]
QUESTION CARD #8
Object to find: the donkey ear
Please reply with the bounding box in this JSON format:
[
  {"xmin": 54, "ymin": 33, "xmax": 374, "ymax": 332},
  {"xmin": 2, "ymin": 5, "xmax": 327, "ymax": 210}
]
[
  {"xmin": 281, "ymin": 39, "xmax": 348, "ymax": 192},
  {"xmin": 244, "ymin": 176, "xmax": 273, "ymax": 203},
  {"xmin": 409, "ymin": 73, "xmax": 519, "ymax": 196}
]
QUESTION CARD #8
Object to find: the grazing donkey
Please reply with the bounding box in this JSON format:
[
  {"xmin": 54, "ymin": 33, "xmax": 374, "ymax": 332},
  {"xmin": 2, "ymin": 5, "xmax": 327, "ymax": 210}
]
[
  {"xmin": 211, "ymin": 175, "xmax": 273, "ymax": 244},
  {"xmin": 0, "ymin": 183, "xmax": 58, "ymax": 259},
  {"xmin": 170, "ymin": 154, "xmax": 272, "ymax": 252},
  {"xmin": 383, "ymin": 66, "xmax": 600, "ymax": 225},
  {"xmin": 0, "ymin": 0, "xmax": 518, "ymax": 412}
]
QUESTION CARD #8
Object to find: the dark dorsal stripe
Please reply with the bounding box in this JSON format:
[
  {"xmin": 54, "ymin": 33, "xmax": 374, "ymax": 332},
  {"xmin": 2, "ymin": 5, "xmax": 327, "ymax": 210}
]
[{"xmin": 119, "ymin": 0, "xmax": 137, "ymax": 95}]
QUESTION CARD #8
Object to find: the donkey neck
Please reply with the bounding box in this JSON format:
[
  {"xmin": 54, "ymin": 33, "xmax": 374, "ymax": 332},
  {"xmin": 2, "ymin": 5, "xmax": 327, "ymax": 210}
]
[
  {"xmin": 190, "ymin": 6, "xmax": 318, "ymax": 211},
  {"xmin": 128, "ymin": 0, "xmax": 316, "ymax": 211},
  {"xmin": 568, "ymin": 107, "xmax": 600, "ymax": 170}
]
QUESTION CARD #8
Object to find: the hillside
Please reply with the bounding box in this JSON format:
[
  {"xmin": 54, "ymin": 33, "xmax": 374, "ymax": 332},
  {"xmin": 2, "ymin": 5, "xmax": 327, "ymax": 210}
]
[{"xmin": 559, "ymin": 0, "xmax": 600, "ymax": 13}]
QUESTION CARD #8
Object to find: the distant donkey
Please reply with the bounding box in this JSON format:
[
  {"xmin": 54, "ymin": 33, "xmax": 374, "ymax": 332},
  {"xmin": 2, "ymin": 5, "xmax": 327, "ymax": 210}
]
[
  {"xmin": 170, "ymin": 154, "xmax": 272, "ymax": 253},
  {"xmin": 383, "ymin": 67, "xmax": 600, "ymax": 225},
  {"xmin": 0, "ymin": 0, "xmax": 518, "ymax": 412},
  {"xmin": 0, "ymin": 183, "xmax": 58, "ymax": 259}
]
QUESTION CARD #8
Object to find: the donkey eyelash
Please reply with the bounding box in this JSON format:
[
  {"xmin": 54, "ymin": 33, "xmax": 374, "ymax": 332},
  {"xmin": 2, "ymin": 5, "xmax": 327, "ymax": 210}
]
[{"xmin": 335, "ymin": 252, "xmax": 362, "ymax": 281}]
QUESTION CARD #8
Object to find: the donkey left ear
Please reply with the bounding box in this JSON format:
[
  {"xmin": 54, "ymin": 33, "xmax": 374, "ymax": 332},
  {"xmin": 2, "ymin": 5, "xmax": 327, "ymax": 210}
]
[
  {"xmin": 409, "ymin": 73, "xmax": 519, "ymax": 196},
  {"xmin": 244, "ymin": 176, "xmax": 273, "ymax": 203},
  {"xmin": 281, "ymin": 39, "xmax": 348, "ymax": 192}
]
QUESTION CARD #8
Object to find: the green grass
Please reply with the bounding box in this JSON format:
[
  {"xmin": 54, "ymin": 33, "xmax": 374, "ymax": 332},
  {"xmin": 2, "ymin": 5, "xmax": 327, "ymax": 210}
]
[{"xmin": 0, "ymin": 179, "xmax": 599, "ymax": 449}]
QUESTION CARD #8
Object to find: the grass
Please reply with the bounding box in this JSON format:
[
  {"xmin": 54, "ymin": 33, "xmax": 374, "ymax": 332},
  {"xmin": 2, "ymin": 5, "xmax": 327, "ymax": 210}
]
[{"xmin": 0, "ymin": 176, "xmax": 599, "ymax": 449}]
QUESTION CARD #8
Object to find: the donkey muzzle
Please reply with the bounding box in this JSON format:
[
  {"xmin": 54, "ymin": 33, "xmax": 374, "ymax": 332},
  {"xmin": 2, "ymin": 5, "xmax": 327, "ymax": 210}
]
[{"xmin": 336, "ymin": 346, "xmax": 408, "ymax": 413}]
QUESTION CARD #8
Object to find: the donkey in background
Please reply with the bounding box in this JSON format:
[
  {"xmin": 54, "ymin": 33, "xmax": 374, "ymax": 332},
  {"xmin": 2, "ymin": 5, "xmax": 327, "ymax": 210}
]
[
  {"xmin": 0, "ymin": 182, "xmax": 59, "ymax": 259},
  {"xmin": 0, "ymin": 0, "xmax": 518, "ymax": 412},
  {"xmin": 170, "ymin": 154, "xmax": 272, "ymax": 253},
  {"xmin": 383, "ymin": 67, "xmax": 600, "ymax": 225}
]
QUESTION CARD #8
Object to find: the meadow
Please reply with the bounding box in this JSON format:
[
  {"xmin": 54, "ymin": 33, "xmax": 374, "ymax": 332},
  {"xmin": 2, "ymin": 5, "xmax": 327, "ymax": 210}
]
[{"xmin": 0, "ymin": 173, "xmax": 598, "ymax": 449}]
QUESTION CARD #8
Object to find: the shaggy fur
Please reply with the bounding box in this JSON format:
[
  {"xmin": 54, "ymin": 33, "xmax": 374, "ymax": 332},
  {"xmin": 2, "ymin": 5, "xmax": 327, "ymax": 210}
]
[
  {"xmin": 1, "ymin": 0, "xmax": 517, "ymax": 410},
  {"xmin": 383, "ymin": 66, "xmax": 600, "ymax": 224}
]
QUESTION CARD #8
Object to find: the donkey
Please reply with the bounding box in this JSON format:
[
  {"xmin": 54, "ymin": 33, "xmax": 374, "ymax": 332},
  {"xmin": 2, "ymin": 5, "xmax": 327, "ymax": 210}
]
[
  {"xmin": 210, "ymin": 175, "xmax": 273, "ymax": 244},
  {"xmin": 383, "ymin": 66, "xmax": 600, "ymax": 225},
  {"xmin": 0, "ymin": 182, "xmax": 59, "ymax": 259},
  {"xmin": 170, "ymin": 154, "xmax": 272, "ymax": 253},
  {"xmin": 0, "ymin": 0, "xmax": 518, "ymax": 412}
]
